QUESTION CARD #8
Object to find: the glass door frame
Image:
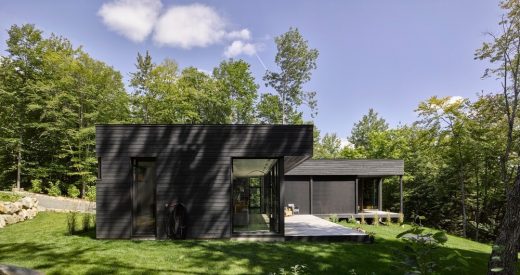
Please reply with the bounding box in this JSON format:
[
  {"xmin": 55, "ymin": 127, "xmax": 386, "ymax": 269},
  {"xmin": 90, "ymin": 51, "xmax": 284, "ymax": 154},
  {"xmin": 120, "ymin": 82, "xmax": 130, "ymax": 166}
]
[
  {"xmin": 131, "ymin": 157, "xmax": 157, "ymax": 238},
  {"xmin": 230, "ymin": 157, "xmax": 284, "ymax": 236}
]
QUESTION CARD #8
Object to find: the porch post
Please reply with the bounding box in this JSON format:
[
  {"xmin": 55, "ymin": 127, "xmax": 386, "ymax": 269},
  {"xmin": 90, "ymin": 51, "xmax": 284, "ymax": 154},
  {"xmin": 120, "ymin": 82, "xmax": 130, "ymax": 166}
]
[
  {"xmin": 399, "ymin": 175, "xmax": 403, "ymax": 214},
  {"xmin": 378, "ymin": 178, "xmax": 383, "ymax": 211},
  {"xmin": 355, "ymin": 178, "xmax": 359, "ymax": 214},
  {"xmin": 309, "ymin": 176, "xmax": 313, "ymax": 214}
]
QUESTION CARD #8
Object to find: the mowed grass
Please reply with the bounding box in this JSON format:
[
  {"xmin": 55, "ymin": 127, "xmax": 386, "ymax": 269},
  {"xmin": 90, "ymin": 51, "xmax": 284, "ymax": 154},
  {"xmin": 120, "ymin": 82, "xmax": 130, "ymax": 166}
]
[{"xmin": 0, "ymin": 212, "xmax": 495, "ymax": 275}]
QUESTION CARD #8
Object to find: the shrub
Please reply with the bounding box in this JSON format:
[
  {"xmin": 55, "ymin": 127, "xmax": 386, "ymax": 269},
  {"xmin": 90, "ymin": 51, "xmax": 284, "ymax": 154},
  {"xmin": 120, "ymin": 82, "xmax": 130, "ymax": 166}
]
[
  {"xmin": 373, "ymin": 212, "xmax": 380, "ymax": 226},
  {"xmin": 328, "ymin": 214, "xmax": 339, "ymax": 223},
  {"xmin": 393, "ymin": 220, "xmax": 469, "ymax": 274},
  {"xmin": 360, "ymin": 213, "xmax": 366, "ymax": 224},
  {"xmin": 85, "ymin": 185, "xmax": 96, "ymax": 202},
  {"xmin": 30, "ymin": 179, "xmax": 42, "ymax": 193},
  {"xmin": 271, "ymin": 264, "xmax": 307, "ymax": 275},
  {"xmin": 81, "ymin": 212, "xmax": 95, "ymax": 232},
  {"xmin": 347, "ymin": 215, "xmax": 356, "ymax": 224},
  {"xmin": 66, "ymin": 211, "xmax": 79, "ymax": 235},
  {"xmin": 385, "ymin": 211, "xmax": 392, "ymax": 225},
  {"xmin": 46, "ymin": 180, "xmax": 62, "ymax": 196},
  {"xmin": 67, "ymin": 185, "xmax": 80, "ymax": 198}
]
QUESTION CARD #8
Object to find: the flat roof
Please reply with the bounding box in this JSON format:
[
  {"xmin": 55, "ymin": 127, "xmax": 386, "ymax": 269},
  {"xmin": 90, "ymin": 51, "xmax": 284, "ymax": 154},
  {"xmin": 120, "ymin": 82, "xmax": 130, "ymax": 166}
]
[{"xmin": 285, "ymin": 159, "xmax": 404, "ymax": 176}]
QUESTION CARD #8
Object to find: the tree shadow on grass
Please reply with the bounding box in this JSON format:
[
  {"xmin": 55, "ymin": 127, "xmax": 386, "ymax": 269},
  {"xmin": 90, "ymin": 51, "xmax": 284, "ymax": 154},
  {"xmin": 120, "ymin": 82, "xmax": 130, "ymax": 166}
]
[{"xmin": 0, "ymin": 235, "xmax": 492, "ymax": 275}]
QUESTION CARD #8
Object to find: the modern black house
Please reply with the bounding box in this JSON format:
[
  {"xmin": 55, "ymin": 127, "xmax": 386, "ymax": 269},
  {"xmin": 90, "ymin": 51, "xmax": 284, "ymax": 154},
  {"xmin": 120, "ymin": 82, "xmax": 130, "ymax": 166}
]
[
  {"xmin": 284, "ymin": 159, "xmax": 404, "ymax": 218},
  {"xmin": 95, "ymin": 124, "xmax": 313, "ymax": 239},
  {"xmin": 96, "ymin": 124, "xmax": 404, "ymax": 240}
]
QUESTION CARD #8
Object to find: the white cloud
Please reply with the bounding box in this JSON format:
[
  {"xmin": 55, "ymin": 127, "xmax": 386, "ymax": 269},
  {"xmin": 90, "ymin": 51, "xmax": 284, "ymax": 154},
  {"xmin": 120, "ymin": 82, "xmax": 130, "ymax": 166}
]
[
  {"xmin": 98, "ymin": 0, "xmax": 162, "ymax": 42},
  {"xmin": 153, "ymin": 4, "xmax": 227, "ymax": 49},
  {"xmin": 226, "ymin": 29, "xmax": 251, "ymax": 40},
  {"xmin": 224, "ymin": 40, "xmax": 257, "ymax": 58}
]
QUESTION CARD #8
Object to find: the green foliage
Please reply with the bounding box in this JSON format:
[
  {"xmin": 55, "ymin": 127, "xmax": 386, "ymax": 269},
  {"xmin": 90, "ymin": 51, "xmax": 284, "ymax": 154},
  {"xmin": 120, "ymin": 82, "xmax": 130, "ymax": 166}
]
[
  {"xmin": 0, "ymin": 24, "xmax": 129, "ymax": 193},
  {"xmin": 67, "ymin": 185, "xmax": 80, "ymax": 198},
  {"xmin": 328, "ymin": 214, "xmax": 339, "ymax": 223},
  {"xmin": 314, "ymin": 132, "xmax": 342, "ymax": 159},
  {"xmin": 263, "ymin": 27, "xmax": 318, "ymax": 124},
  {"xmin": 66, "ymin": 211, "xmax": 78, "ymax": 235},
  {"xmin": 213, "ymin": 59, "xmax": 259, "ymax": 123},
  {"xmin": 46, "ymin": 180, "xmax": 62, "ymax": 196},
  {"xmin": 85, "ymin": 185, "xmax": 96, "ymax": 202},
  {"xmin": 30, "ymin": 179, "xmax": 42, "ymax": 193},
  {"xmin": 394, "ymin": 221, "xmax": 469, "ymax": 274},
  {"xmin": 81, "ymin": 212, "xmax": 95, "ymax": 232},
  {"xmin": 348, "ymin": 108, "xmax": 388, "ymax": 150},
  {"xmin": 373, "ymin": 212, "xmax": 380, "ymax": 227},
  {"xmin": 271, "ymin": 264, "xmax": 307, "ymax": 275},
  {"xmin": 0, "ymin": 192, "xmax": 22, "ymax": 202}
]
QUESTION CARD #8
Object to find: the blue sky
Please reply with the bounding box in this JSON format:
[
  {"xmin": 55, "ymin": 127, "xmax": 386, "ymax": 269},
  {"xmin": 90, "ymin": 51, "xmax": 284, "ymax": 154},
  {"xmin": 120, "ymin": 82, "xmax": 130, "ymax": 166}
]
[{"xmin": 0, "ymin": 0, "xmax": 503, "ymax": 141}]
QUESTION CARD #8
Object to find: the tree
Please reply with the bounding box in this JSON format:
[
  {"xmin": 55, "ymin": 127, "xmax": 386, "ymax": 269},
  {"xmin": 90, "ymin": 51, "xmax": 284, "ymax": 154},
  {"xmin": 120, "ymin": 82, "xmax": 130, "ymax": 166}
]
[
  {"xmin": 0, "ymin": 24, "xmax": 45, "ymax": 190},
  {"xmin": 416, "ymin": 96, "xmax": 471, "ymax": 237},
  {"xmin": 213, "ymin": 59, "xmax": 259, "ymax": 123},
  {"xmin": 263, "ymin": 27, "xmax": 318, "ymax": 124},
  {"xmin": 0, "ymin": 24, "xmax": 129, "ymax": 195},
  {"xmin": 130, "ymin": 51, "xmax": 154, "ymax": 123},
  {"xmin": 314, "ymin": 133, "xmax": 342, "ymax": 159},
  {"xmin": 348, "ymin": 108, "xmax": 389, "ymax": 150},
  {"xmin": 475, "ymin": 1, "xmax": 520, "ymax": 273}
]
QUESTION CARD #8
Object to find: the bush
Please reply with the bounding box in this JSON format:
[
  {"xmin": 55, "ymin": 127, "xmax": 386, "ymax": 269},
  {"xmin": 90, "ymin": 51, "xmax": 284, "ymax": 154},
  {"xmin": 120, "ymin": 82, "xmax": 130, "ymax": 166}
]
[
  {"xmin": 67, "ymin": 185, "xmax": 80, "ymax": 198},
  {"xmin": 393, "ymin": 219, "xmax": 469, "ymax": 274},
  {"xmin": 328, "ymin": 214, "xmax": 339, "ymax": 223},
  {"xmin": 66, "ymin": 211, "xmax": 79, "ymax": 235},
  {"xmin": 46, "ymin": 180, "xmax": 62, "ymax": 196},
  {"xmin": 81, "ymin": 212, "xmax": 95, "ymax": 232},
  {"xmin": 360, "ymin": 213, "xmax": 366, "ymax": 225},
  {"xmin": 385, "ymin": 211, "xmax": 392, "ymax": 225},
  {"xmin": 85, "ymin": 185, "xmax": 96, "ymax": 202},
  {"xmin": 30, "ymin": 179, "xmax": 43, "ymax": 193},
  {"xmin": 373, "ymin": 212, "xmax": 380, "ymax": 226}
]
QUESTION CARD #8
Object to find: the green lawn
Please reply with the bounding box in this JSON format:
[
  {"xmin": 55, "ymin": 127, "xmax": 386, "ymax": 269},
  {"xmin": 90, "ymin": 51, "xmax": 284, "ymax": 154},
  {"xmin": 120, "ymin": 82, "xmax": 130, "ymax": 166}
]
[{"xmin": 0, "ymin": 212, "xmax": 495, "ymax": 274}]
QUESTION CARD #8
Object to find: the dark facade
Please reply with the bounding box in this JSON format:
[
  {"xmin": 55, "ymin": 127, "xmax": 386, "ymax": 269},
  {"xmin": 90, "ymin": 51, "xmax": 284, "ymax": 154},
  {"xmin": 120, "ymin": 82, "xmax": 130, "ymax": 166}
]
[
  {"xmin": 96, "ymin": 124, "xmax": 313, "ymax": 239},
  {"xmin": 284, "ymin": 160, "xmax": 404, "ymax": 215}
]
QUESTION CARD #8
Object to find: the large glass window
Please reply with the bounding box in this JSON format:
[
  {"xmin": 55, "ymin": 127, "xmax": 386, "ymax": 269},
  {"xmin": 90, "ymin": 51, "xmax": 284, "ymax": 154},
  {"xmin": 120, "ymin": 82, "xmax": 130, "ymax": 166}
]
[{"xmin": 232, "ymin": 158, "xmax": 280, "ymax": 234}]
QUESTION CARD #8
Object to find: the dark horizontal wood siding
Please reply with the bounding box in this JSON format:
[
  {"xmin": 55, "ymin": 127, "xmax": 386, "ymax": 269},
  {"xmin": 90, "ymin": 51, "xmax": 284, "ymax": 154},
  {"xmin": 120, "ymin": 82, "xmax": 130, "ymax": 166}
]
[
  {"xmin": 96, "ymin": 125, "xmax": 312, "ymax": 239},
  {"xmin": 312, "ymin": 180, "xmax": 356, "ymax": 214},
  {"xmin": 284, "ymin": 178, "xmax": 310, "ymax": 214},
  {"xmin": 285, "ymin": 159, "xmax": 404, "ymax": 176}
]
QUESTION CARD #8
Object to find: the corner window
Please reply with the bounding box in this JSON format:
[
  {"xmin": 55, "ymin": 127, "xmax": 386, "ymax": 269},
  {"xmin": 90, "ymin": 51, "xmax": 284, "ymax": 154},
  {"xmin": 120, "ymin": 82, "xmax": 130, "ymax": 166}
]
[{"xmin": 97, "ymin": 157, "xmax": 102, "ymax": 179}]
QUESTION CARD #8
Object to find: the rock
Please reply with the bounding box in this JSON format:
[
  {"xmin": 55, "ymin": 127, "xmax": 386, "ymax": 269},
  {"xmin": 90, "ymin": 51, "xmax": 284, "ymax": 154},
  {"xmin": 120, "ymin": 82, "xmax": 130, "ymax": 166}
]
[
  {"xmin": 26, "ymin": 208, "xmax": 37, "ymax": 219},
  {"xmin": 0, "ymin": 215, "xmax": 5, "ymax": 228},
  {"xmin": 20, "ymin": 197, "xmax": 34, "ymax": 209},
  {"xmin": 18, "ymin": 209, "xmax": 28, "ymax": 220},
  {"xmin": 11, "ymin": 202, "xmax": 22, "ymax": 213},
  {"xmin": 0, "ymin": 202, "xmax": 8, "ymax": 214},
  {"xmin": 2, "ymin": 214, "xmax": 16, "ymax": 225},
  {"xmin": 0, "ymin": 264, "xmax": 44, "ymax": 275}
]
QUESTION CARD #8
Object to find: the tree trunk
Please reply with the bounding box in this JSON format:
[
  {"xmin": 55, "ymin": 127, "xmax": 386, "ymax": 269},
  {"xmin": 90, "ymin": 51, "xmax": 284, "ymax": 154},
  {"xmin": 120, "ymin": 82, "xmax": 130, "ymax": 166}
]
[
  {"xmin": 487, "ymin": 165, "xmax": 520, "ymax": 275},
  {"xmin": 16, "ymin": 142, "xmax": 21, "ymax": 190}
]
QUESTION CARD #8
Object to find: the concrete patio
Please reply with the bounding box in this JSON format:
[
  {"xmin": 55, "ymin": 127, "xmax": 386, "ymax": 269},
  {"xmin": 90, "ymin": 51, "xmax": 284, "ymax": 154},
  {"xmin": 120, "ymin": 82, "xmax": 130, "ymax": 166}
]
[{"xmin": 284, "ymin": 215, "xmax": 368, "ymax": 242}]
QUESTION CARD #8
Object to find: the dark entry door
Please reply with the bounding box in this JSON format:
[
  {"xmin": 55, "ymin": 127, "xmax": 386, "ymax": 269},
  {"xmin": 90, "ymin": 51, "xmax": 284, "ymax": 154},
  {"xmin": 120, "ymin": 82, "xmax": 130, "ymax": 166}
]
[{"xmin": 132, "ymin": 159, "xmax": 156, "ymax": 237}]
